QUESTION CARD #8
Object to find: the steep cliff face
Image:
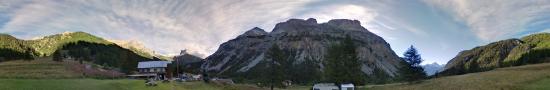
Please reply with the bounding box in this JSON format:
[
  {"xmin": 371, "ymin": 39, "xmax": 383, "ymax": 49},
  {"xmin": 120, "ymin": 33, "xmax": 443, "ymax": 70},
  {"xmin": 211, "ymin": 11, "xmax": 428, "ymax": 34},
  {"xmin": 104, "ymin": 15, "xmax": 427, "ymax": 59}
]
[
  {"xmin": 203, "ymin": 18, "xmax": 404, "ymax": 79},
  {"xmin": 442, "ymin": 33, "xmax": 550, "ymax": 76}
]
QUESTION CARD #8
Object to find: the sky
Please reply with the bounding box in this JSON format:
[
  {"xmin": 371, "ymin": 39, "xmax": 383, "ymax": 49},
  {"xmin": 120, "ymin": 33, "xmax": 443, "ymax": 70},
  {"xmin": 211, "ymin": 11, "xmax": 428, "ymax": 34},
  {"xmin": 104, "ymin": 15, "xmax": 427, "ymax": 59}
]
[{"xmin": 0, "ymin": 0, "xmax": 548, "ymax": 64}]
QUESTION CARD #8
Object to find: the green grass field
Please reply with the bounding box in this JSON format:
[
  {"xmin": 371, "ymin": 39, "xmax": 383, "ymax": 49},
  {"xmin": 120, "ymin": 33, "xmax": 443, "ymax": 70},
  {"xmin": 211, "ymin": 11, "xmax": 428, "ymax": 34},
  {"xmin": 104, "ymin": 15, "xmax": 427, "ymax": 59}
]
[
  {"xmin": 0, "ymin": 79, "xmax": 251, "ymax": 90},
  {"xmin": 0, "ymin": 58, "xmax": 83, "ymax": 79},
  {"xmin": 524, "ymin": 78, "xmax": 550, "ymax": 90},
  {"xmin": 0, "ymin": 59, "xmax": 295, "ymax": 90},
  {"xmin": 5, "ymin": 58, "xmax": 550, "ymax": 90},
  {"xmin": 367, "ymin": 63, "xmax": 550, "ymax": 90}
]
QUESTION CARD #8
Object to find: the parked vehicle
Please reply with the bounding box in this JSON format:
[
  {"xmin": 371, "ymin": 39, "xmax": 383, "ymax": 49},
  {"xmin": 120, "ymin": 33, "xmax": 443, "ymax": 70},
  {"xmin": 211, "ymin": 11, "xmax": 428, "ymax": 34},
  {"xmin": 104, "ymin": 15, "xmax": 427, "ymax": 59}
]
[
  {"xmin": 313, "ymin": 83, "xmax": 338, "ymax": 90},
  {"xmin": 312, "ymin": 83, "xmax": 355, "ymax": 90}
]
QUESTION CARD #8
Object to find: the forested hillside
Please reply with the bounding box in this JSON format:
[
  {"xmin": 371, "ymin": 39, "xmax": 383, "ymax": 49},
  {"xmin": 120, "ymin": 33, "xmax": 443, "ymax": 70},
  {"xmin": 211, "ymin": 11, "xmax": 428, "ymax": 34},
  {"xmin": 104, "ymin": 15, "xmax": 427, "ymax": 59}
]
[
  {"xmin": 0, "ymin": 32, "xmax": 159, "ymax": 74},
  {"xmin": 0, "ymin": 34, "xmax": 36, "ymax": 61},
  {"xmin": 28, "ymin": 32, "xmax": 113, "ymax": 57},
  {"xmin": 442, "ymin": 33, "xmax": 550, "ymax": 76}
]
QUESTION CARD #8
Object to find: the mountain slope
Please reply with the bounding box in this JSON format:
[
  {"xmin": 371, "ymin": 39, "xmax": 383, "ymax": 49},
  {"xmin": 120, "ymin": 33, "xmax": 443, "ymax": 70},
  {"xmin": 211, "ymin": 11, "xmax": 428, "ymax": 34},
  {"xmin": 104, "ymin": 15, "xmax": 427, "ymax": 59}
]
[
  {"xmin": 172, "ymin": 50, "xmax": 204, "ymax": 74},
  {"xmin": 0, "ymin": 32, "xmax": 170, "ymax": 73},
  {"xmin": 203, "ymin": 18, "xmax": 404, "ymax": 83},
  {"xmin": 442, "ymin": 33, "xmax": 550, "ymax": 76},
  {"xmin": 0, "ymin": 34, "xmax": 36, "ymax": 60},
  {"xmin": 3, "ymin": 32, "xmax": 163, "ymax": 60},
  {"xmin": 28, "ymin": 32, "xmax": 113, "ymax": 57},
  {"xmin": 108, "ymin": 39, "xmax": 160, "ymax": 59},
  {"xmin": 54, "ymin": 41, "xmax": 152, "ymax": 73}
]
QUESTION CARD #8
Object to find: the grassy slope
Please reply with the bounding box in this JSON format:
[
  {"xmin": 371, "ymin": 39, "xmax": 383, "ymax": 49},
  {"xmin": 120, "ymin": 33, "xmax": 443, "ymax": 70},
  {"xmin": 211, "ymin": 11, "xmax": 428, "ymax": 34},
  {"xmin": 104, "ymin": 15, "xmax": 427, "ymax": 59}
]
[
  {"xmin": 0, "ymin": 58, "xmax": 264, "ymax": 90},
  {"xmin": 0, "ymin": 57, "xmax": 82, "ymax": 79},
  {"xmin": 0, "ymin": 79, "xmax": 307, "ymax": 90},
  {"xmin": 0, "ymin": 57, "xmax": 129, "ymax": 79},
  {"xmin": 368, "ymin": 63, "xmax": 550, "ymax": 90},
  {"xmin": 0, "ymin": 79, "xmax": 222, "ymax": 90},
  {"xmin": 524, "ymin": 78, "xmax": 550, "ymax": 90}
]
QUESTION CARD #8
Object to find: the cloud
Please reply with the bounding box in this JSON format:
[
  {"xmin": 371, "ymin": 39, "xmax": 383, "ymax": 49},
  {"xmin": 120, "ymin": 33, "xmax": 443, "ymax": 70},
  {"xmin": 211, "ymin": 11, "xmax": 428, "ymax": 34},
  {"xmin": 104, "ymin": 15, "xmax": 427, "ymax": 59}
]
[
  {"xmin": 298, "ymin": 4, "xmax": 378, "ymax": 24},
  {"xmin": 0, "ymin": 0, "xmax": 317, "ymax": 57},
  {"xmin": 0, "ymin": 0, "xmax": 396, "ymax": 57},
  {"xmin": 422, "ymin": 0, "xmax": 550, "ymax": 41}
]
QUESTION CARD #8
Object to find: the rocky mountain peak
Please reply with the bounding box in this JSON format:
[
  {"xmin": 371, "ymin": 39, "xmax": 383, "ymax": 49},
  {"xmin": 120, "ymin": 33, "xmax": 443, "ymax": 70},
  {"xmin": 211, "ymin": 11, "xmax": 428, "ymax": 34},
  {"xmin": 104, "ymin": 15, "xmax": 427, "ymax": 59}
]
[
  {"xmin": 325, "ymin": 19, "xmax": 365, "ymax": 31},
  {"xmin": 271, "ymin": 18, "xmax": 318, "ymax": 34},
  {"xmin": 204, "ymin": 18, "xmax": 404, "ymax": 81},
  {"xmin": 239, "ymin": 27, "xmax": 268, "ymax": 38},
  {"xmin": 285, "ymin": 18, "xmax": 318, "ymax": 25}
]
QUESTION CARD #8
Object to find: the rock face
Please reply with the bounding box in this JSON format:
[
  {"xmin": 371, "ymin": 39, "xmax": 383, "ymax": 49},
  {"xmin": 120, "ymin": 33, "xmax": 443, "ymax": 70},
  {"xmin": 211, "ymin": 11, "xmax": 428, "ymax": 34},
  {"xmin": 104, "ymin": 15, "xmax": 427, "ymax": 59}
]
[
  {"xmin": 173, "ymin": 50, "xmax": 204, "ymax": 74},
  {"xmin": 203, "ymin": 18, "xmax": 404, "ymax": 79},
  {"xmin": 441, "ymin": 33, "xmax": 550, "ymax": 76}
]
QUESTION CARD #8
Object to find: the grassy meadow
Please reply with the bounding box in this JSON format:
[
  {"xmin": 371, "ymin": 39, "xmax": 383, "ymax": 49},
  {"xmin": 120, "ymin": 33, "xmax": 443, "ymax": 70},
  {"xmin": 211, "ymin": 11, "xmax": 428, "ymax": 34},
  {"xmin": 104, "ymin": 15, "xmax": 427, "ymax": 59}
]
[
  {"xmin": 367, "ymin": 63, "xmax": 550, "ymax": 90},
  {"xmin": 0, "ymin": 58, "xmax": 305, "ymax": 90},
  {"xmin": 0, "ymin": 79, "xmax": 264, "ymax": 90},
  {"xmin": 7, "ymin": 55, "xmax": 550, "ymax": 90},
  {"xmin": 0, "ymin": 58, "xmax": 82, "ymax": 79}
]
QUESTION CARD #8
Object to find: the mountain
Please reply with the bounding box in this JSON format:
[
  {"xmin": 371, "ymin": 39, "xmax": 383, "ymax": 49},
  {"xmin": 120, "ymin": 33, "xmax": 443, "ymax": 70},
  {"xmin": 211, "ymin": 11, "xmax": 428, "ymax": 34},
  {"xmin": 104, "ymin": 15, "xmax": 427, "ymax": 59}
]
[
  {"xmin": 203, "ymin": 18, "xmax": 405, "ymax": 83},
  {"xmin": 108, "ymin": 39, "xmax": 171, "ymax": 60},
  {"xmin": 422, "ymin": 62, "xmax": 444, "ymax": 76},
  {"xmin": 441, "ymin": 33, "xmax": 550, "ymax": 76},
  {"xmin": 28, "ymin": 32, "xmax": 113, "ymax": 57},
  {"xmin": 0, "ymin": 32, "xmax": 166, "ymax": 73},
  {"xmin": 172, "ymin": 50, "xmax": 204, "ymax": 74},
  {"xmin": 53, "ymin": 40, "xmax": 151, "ymax": 73},
  {"xmin": 3, "ymin": 31, "xmax": 166, "ymax": 60},
  {"xmin": 0, "ymin": 34, "xmax": 36, "ymax": 60}
]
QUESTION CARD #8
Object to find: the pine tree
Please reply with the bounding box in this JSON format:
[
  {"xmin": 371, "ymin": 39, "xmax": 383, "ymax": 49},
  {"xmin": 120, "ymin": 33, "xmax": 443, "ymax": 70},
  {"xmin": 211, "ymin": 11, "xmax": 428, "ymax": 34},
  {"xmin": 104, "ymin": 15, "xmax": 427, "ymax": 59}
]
[
  {"xmin": 399, "ymin": 45, "xmax": 427, "ymax": 83},
  {"xmin": 403, "ymin": 46, "xmax": 422, "ymax": 67},
  {"xmin": 265, "ymin": 44, "xmax": 287, "ymax": 89},
  {"xmin": 323, "ymin": 36, "xmax": 366, "ymax": 85}
]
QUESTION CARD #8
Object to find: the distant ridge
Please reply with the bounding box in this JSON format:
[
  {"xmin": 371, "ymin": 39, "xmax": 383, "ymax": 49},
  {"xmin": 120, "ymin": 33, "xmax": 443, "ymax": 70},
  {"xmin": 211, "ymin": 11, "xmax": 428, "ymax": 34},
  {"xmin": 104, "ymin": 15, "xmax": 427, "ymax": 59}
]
[{"xmin": 441, "ymin": 33, "xmax": 550, "ymax": 76}]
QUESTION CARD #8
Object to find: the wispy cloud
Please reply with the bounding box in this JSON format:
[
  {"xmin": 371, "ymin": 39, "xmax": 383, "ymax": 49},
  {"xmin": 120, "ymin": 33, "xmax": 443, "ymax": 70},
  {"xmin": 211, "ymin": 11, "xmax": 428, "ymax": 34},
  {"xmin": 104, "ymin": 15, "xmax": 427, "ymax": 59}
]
[
  {"xmin": 0, "ymin": 0, "xmax": 317, "ymax": 57},
  {"xmin": 0, "ymin": 0, "xmax": 389, "ymax": 57},
  {"xmin": 422, "ymin": 0, "xmax": 550, "ymax": 41}
]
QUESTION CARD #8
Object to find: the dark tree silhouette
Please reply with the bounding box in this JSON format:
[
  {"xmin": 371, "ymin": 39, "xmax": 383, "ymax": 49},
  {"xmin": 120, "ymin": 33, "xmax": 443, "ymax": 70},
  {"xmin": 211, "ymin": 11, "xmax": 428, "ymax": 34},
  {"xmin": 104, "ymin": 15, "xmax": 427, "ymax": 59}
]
[
  {"xmin": 399, "ymin": 45, "xmax": 427, "ymax": 83},
  {"xmin": 324, "ymin": 36, "xmax": 366, "ymax": 85},
  {"xmin": 403, "ymin": 46, "xmax": 422, "ymax": 67}
]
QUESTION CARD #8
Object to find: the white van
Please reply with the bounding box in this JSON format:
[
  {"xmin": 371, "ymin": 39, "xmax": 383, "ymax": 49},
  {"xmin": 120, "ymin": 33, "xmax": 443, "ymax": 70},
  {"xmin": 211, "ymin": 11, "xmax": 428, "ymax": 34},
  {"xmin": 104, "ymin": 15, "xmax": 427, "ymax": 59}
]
[
  {"xmin": 312, "ymin": 83, "xmax": 339, "ymax": 90},
  {"xmin": 340, "ymin": 83, "xmax": 354, "ymax": 90}
]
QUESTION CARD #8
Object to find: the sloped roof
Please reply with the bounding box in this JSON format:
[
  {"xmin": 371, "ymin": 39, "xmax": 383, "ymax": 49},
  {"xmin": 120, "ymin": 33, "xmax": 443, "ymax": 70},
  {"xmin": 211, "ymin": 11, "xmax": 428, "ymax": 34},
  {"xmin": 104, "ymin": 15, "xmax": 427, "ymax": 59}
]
[
  {"xmin": 313, "ymin": 83, "xmax": 337, "ymax": 87},
  {"xmin": 340, "ymin": 83, "xmax": 354, "ymax": 87},
  {"xmin": 137, "ymin": 61, "xmax": 171, "ymax": 68}
]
